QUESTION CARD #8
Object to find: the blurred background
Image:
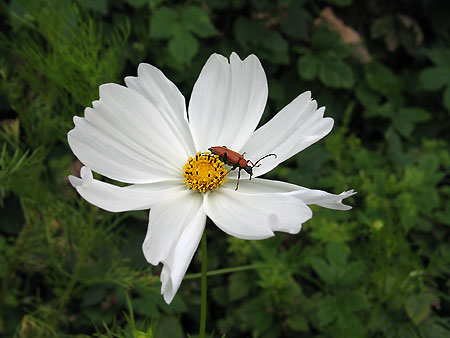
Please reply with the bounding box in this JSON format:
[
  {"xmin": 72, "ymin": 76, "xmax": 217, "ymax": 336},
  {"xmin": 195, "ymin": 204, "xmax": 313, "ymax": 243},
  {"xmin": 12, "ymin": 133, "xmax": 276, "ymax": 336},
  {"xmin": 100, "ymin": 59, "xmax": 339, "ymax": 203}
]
[{"xmin": 0, "ymin": 0, "xmax": 449, "ymax": 337}]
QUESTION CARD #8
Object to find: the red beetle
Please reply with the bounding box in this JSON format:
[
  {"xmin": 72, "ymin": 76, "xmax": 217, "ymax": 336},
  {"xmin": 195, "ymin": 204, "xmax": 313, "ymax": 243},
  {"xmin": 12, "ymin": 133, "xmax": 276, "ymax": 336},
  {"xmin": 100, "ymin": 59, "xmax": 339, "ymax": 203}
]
[{"xmin": 208, "ymin": 146, "xmax": 277, "ymax": 190}]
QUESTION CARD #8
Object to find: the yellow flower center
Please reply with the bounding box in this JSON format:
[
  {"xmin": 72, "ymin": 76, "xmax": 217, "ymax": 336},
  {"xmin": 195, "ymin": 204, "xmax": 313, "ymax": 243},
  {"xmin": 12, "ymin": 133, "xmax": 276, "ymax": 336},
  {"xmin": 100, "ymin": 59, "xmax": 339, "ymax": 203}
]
[{"xmin": 183, "ymin": 151, "xmax": 227, "ymax": 192}]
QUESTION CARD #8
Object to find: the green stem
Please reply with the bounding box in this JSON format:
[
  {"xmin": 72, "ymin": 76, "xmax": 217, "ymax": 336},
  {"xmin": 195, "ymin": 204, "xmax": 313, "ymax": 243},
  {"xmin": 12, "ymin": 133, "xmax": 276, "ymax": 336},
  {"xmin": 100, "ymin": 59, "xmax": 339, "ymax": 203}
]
[
  {"xmin": 199, "ymin": 230, "xmax": 207, "ymax": 338},
  {"xmin": 184, "ymin": 263, "xmax": 267, "ymax": 280}
]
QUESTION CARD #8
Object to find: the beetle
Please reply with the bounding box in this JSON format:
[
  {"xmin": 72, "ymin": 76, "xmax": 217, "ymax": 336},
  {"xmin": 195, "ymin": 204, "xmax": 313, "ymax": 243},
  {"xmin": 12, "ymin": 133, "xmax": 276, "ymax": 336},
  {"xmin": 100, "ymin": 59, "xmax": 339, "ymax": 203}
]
[{"xmin": 208, "ymin": 146, "xmax": 277, "ymax": 191}]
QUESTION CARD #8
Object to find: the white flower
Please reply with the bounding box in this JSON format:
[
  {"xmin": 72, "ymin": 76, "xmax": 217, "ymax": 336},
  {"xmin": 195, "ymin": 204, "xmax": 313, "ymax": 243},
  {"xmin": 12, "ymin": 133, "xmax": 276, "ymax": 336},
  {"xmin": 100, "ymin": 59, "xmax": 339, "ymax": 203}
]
[{"xmin": 68, "ymin": 53, "xmax": 355, "ymax": 304}]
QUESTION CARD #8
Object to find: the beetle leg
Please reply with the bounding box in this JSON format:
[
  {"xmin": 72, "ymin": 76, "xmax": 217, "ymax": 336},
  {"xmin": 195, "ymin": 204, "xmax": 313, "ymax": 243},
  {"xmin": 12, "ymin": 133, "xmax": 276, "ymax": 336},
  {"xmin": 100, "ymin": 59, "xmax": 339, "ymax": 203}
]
[
  {"xmin": 225, "ymin": 168, "xmax": 234, "ymax": 176},
  {"xmin": 235, "ymin": 168, "xmax": 241, "ymax": 191}
]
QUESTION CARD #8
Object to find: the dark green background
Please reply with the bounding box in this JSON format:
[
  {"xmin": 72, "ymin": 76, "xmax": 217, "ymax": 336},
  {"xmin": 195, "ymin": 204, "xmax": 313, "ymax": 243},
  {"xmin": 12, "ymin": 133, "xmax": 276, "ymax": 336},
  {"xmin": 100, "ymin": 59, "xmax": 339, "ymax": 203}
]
[{"xmin": 0, "ymin": 0, "xmax": 449, "ymax": 337}]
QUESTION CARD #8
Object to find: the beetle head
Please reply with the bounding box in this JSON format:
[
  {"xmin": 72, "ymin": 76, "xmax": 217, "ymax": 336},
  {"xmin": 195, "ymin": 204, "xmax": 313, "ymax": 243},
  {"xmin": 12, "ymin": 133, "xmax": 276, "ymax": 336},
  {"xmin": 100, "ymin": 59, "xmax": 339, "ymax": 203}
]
[{"xmin": 243, "ymin": 165, "xmax": 253, "ymax": 177}]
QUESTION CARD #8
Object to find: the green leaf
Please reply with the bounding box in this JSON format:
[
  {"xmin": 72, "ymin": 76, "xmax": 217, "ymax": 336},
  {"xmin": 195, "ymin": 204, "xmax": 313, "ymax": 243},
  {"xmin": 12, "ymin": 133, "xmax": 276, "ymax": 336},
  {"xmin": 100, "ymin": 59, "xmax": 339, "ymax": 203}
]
[
  {"xmin": 168, "ymin": 26, "xmax": 198, "ymax": 63},
  {"xmin": 259, "ymin": 30, "xmax": 289, "ymax": 64},
  {"xmin": 400, "ymin": 107, "xmax": 431, "ymax": 122},
  {"xmin": 318, "ymin": 296, "xmax": 339, "ymax": 326},
  {"xmin": 419, "ymin": 67, "xmax": 450, "ymax": 91},
  {"xmin": 421, "ymin": 318, "xmax": 450, "ymax": 338},
  {"xmin": 365, "ymin": 62, "xmax": 399, "ymax": 95},
  {"xmin": 396, "ymin": 324, "xmax": 421, "ymax": 338},
  {"xmin": 280, "ymin": 3, "xmax": 308, "ymax": 40},
  {"xmin": 393, "ymin": 113, "xmax": 414, "ymax": 138},
  {"xmin": 228, "ymin": 272, "xmax": 250, "ymax": 301},
  {"xmin": 286, "ymin": 314, "xmax": 309, "ymax": 332},
  {"xmin": 181, "ymin": 6, "xmax": 216, "ymax": 38},
  {"xmin": 153, "ymin": 315, "xmax": 183, "ymax": 338},
  {"xmin": 319, "ymin": 60, "xmax": 354, "ymax": 88},
  {"xmin": 339, "ymin": 291, "xmax": 367, "ymax": 312},
  {"xmin": 297, "ymin": 54, "xmax": 319, "ymax": 80},
  {"xmin": 405, "ymin": 293, "xmax": 434, "ymax": 325},
  {"xmin": 385, "ymin": 127, "xmax": 412, "ymax": 164},
  {"xmin": 310, "ymin": 257, "xmax": 333, "ymax": 283},
  {"xmin": 355, "ymin": 84, "xmax": 381, "ymax": 108},
  {"xmin": 326, "ymin": 242, "xmax": 348, "ymax": 266},
  {"xmin": 312, "ymin": 30, "xmax": 350, "ymax": 58},
  {"xmin": 262, "ymin": 31, "xmax": 289, "ymax": 53},
  {"xmin": 150, "ymin": 6, "xmax": 177, "ymax": 38},
  {"xmin": 393, "ymin": 107, "xmax": 431, "ymax": 138},
  {"xmin": 426, "ymin": 48, "xmax": 450, "ymax": 66},
  {"xmin": 236, "ymin": 297, "xmax": 274, "ymax": 334},
  {"xmin": 341, "ymin": 261, "xmax": 365, "ymax": 285}
]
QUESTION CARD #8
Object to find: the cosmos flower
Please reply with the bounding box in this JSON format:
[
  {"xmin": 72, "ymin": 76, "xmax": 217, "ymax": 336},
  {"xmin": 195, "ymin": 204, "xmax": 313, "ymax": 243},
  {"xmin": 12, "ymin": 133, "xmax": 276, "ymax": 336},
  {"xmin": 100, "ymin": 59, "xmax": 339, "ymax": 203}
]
[{"xmin": 68, "ymin": 53, "xmax": 355, "ymax": 304}]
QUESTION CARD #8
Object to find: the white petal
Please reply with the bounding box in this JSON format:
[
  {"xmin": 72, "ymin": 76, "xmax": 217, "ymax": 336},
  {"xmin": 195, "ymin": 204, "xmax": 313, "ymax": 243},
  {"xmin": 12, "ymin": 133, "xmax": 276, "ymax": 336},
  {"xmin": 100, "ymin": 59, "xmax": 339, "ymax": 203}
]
[
  {"xmin": 142, "ymin": 190, "xmax": 206, "ymax": 304},
  {"xmin": 188, "ymin": 53, "xmax": 268, "ymax": 151},
  {"xmin": 124, "ymin": 63, "xmax": 196, "ymax": 156},
  {"xmin": 239, "ymin": 91, "xmax": 334, "ymax": 178},
  {"xmin": 232, "ymin": 178, "xmax": 356, "ymax": 210},
  {"xmin": 68, "ymin": 83, "xmax": 191, "ymax": 184},
  {"xmin": 204, "ymin": 189, "xmax": 312, "ymax": 240},
  {"xmin": 68, "ymin": 167, "xmax": 184, "ymax": 212}
]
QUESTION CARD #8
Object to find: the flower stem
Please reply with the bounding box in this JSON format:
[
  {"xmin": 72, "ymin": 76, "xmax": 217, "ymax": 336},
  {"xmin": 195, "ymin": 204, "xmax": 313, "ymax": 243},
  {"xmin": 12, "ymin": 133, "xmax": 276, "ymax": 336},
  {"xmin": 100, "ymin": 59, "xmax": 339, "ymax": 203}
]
[
  {"xmin": 184, "ymin": 263, "xmax": 267, "ymax": 280},
  {"xmin": 199, "ymin": 230, "xmax": 207, "ymax": 338}
]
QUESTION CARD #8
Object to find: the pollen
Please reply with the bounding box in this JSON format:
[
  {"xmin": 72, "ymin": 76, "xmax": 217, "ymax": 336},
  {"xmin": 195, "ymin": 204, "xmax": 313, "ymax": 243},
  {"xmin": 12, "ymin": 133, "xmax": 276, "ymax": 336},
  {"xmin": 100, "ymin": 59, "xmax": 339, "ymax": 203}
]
[{"xmin": 183, "ymin": 151, "xmax": 227, "ymax": 192}]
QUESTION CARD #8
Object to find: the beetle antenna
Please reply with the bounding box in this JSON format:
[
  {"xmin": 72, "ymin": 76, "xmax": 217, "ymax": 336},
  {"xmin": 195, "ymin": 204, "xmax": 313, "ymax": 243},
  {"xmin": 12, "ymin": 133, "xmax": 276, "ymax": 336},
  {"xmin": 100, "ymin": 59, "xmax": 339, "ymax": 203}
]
[{"xmin": 251, "ymin": 153, "xmax": 277, "ymax": 168}]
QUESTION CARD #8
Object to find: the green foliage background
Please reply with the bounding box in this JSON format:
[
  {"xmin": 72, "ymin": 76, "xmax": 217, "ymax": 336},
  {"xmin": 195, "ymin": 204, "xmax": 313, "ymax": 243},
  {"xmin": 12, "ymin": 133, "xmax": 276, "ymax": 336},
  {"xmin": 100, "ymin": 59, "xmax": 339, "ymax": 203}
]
[{"xmin": 1, "ymin": 0, "xmax": 450, "ymax": 337}]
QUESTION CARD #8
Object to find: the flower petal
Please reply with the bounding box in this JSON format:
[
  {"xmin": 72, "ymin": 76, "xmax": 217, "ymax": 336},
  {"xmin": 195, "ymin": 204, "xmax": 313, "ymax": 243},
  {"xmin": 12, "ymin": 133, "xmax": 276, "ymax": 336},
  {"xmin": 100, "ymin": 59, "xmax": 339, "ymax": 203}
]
[
  {"xmin": 68, "ymin": 83, "xmax": 191, "ymax": 184},
  {"xmin": 231, "ymin": 178, "xmax": 356, "ymax": 210},
  {"xmin": 142, "ymin": 190, "xmax": 206, "ymax": 304},
  {"xmin": 204, "ymin": 189, "xmax": 312, "ymax": 240},
  {"xmin": 239, "ymin": 91, "xmax": 334, "ymax": 178},
  {"xmin": 124, "ymin": 63, "xmax": 196, "ymax": 156},
  {"xmin": 188, "ymin": 52, "xmax": 268, "ymax": 151},
  {"xmin": 68, "ymin": 167, "xmax": 184, "ymax": 212}
]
